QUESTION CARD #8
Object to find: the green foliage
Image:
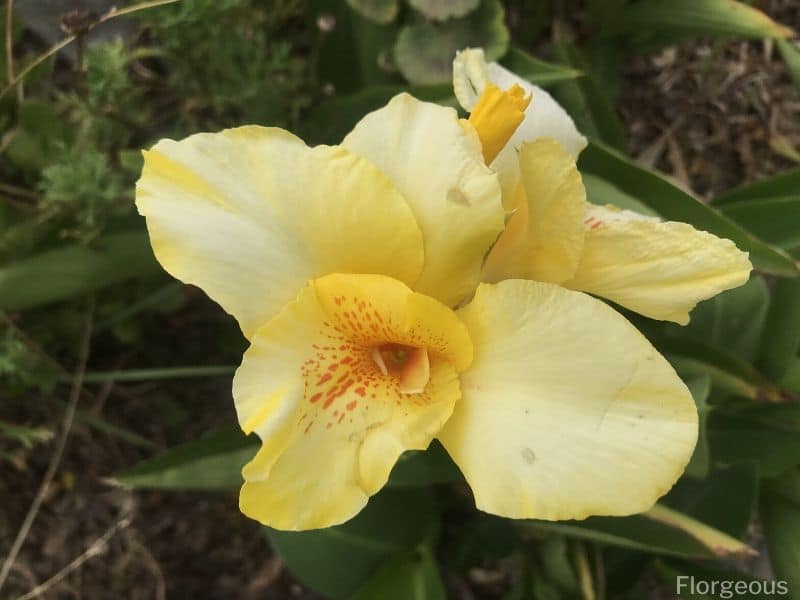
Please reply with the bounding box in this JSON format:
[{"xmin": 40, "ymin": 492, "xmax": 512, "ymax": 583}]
[
  {"xmin": 409, "ymin": 0, "xmax": 480, "ymax": 21},
  {"xmin": 353, "ymin": 546, "xmax": 446, "ymax": 600},
  {"xmin": 114, "ymin": 428, "xmax": 257, "ymax": 490},
  {"xmin": 0, "ymin": 231, "xmax": 159, "ymax": 311},
  {"xmin": 610, "ymin": 0, "xmax": 795, "ymax": 40},
  {"xmin": 142, "ymin": 0, "xmax": 310, "ymax": 128},
  {"xmin": 761, "ymin": 484, "xmax": 800, "ymax": 594},
  {"xmin": 0, "ymin": 419, "xmax": 52, "ymax": 462},
  {"xmin": 74, "ymin": 40, "xmax": 145, "ymax": 150},
  {"xmin": 0, "ymin": 325, "xmax": 58, "ymax": 395},
  {"xmin": 39, "ymin": 146, "xmax": 128, "ymax": 241},
  {"xmin": 395, "ymin": 0, "xmax": 509, "ymax": 84},
  {"xmin": 346, "ymin": 0, "xmax": 399, "ymax": 24},
  {"xmin": 266, "ymin": 487, "xmax": 440, "ymax": 599}
]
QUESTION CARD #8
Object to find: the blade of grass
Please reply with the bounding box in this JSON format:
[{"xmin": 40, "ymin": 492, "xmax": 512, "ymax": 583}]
[
  {"xmin": 74, "ymin": 365, "xmax": 236, "ymax": 383},
  {"xmin": 609, "ymin": 0, "xmax": 794, "ymax": 40}
]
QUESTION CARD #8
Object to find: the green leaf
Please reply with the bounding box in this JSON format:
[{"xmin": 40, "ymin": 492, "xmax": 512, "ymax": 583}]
[
  {"xmin": 578, "ymin": 141, "xmax": 800, "ymax": 277},
  {"xmin": 685, "ymin": 376, "xmax": 712, "ymax": 478},
  {"xmin": 450, "ymin": 515, "xmax": 517, "ymax": 569},
  {"xmin": 714, "ymin": 168, "xmax": 800, "ymax": 204},
  {"xmin": 761, "ymin": 489, "xmax": 800, "ymax": 594},
  {"xmin": 657, "ymin": 338, "xmax": 770, "ymax": 401},
  {"xmin": 667, "ymin": 276, "xmax": 770, "ymax": 363},
  {"xmin": 309, "ymin": 0, "xmax": 397, "ymax": 93},
  {"xmin": 500, "ymin": 47, "xmax": 583, "ymax": 86},
  {"xmin": 723, "ymin": 404, "xmax": 800, "ymax": 432},
  {"xmin": 719, "ymin": 197, "xmax": 800, "ymax": 257},
  {"xmin": 394, "ymin": 0, "xmax": 509, "ymax": 85},
  {"xmin": 782, "ymin": 357, "xmax": 800, "ymax": 393},
  {"xmin": 551, "ymin": 41, "xmax": 627, "ymax": 151},
  {"xmin": 764, "ymin": 467, "xmax": 800, "ymax": 505},
  {"xmin": 710, "ymin": 422, "xmax": 800, "ymax": 477},
  {"xmin": 70, "ymin": 407, "xmax": 158, "ymax": 450},
  {"xmin": 581, "ymin": 173, "xmax": 659, "ymax": 216},
  {"xmin": 112, "ymin": 428, "xmax": 256, "ymax": 490},
  {"xmin": 778, "ymin": 39, "xmax": 800, "ymax": 90},
  {"xmin": 408, "ymin": 0, "xmax": 479, "ymax": 21},
  {"xmin": 0, "ymin": 212, "xmax": 60, "ymax": 262},
  {"xmin": 0, "ymin": 230, "xmax": 161, "ymax": 311},
  {"xmin": 3, "ymin": 100, "xmax": 69, "ymax": 171},
  {"xmin": 613, "ymin": 0, "xmax": 794, "ymax": 40},
  {"xmin": 644, "ymin": 504, "xmax": 754, "ymax": 557},
  {"xmin": 353, "ymin": 546, "xmax": 446, "ymax": 600},
  {"xmin": 266, "ymin": 487, "xmax": 439, "ymax": 599},
  {"xmin": 654, "ymin": 558, "xmax": 777, "ymax": 600},
  {"xmin": 523, "ymin": 503, "xmax": 753, "ymax": 560},
  {"xmin": 665, "ymin": 463, "xmax": 758, "ymax": 538},
  {"xmin": 0, "ymin": 419, "xmax": 52, "ymax": 449},
  {"xmin": 345, "ymin": 0, "xmax": 398, "ymax": 24},
  {"xmin": 388, "ymin": 441, "xmax": 462, "ymax": 487},
  {"xmin": 539, "ymin": 537, "xmax": 582, "ymax": 594},
  {"xmin": 758, "ymin": 278, "xmax": 800, "ymax": 381}
]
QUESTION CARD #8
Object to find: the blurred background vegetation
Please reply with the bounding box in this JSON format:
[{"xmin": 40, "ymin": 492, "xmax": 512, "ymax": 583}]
[{"xmin": 1, "ymin": 0, "xmax": 800, "ymax": 598}]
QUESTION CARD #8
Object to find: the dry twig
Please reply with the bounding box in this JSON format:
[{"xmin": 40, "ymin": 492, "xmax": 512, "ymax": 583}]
[
  {"xmin": 0, "ymin": 300, "xmax": 95, "ymax": 593},
  {"xmin": 14, "ymin": 511, "xmax": 132, "ymax": 600}
]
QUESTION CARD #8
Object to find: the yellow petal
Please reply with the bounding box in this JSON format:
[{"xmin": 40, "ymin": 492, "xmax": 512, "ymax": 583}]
[
  {"xmin": 453, "ymin": 48, "xmax": 587, "ymax": 207},
  {"xmin": 438, "ymin": 279, "xmax": 697, "ymax": 521},
  {"xmin": 468, "ymin": 83, "xmax": 531, "ymax": 164},
  {"xmin": 453, "ymin": 48, "xmax": 587, "ymax": 158},
  {"xmin": 342, "ymin": 94, "xmax": 504, "ymax": 307},
  {"xmin": 234, "ymin": 273, "xmax": 471, "ymax": 530},
  {"xmin": 564, "ymin": 204, "xmax": 753, "ymax": 324},
  {"xmin": 483, "ymin": 138, "xmax": 587, "ymax": 284},
  {"xmin": 136, "ymin": 126, "xmax": 424, "ymax": 339}
]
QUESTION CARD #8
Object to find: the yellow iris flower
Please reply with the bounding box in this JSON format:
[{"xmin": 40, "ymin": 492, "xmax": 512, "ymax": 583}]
[{"xmin": 134, "ymin": 70, "xmax": 741, "ymax": 530}]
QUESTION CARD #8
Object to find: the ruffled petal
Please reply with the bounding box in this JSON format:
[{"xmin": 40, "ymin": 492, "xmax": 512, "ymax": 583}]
[
  {"xmin": 454, "ymin": 48, "xmax": 587, "ymax": 205},
  {"xmin": 453, "ymin": 48, "xmax": 587, "ymax": 159},
  {"xmin": 564, "ymin": 205, "xmax": 753, "ymax": 324},
  {"xmin": 235, "ymin": 274, "xmax": 470, "ymax": 529},
  {"xmin": 136, "ymin": 126, "xmax": 424, "ymax": 339},
  {"xmin": 343, "ymin": 94, "xmax": 504, "ymax": 307},
  {"xmin": 438, "ymin": 279, "xmax": 698, "ymax": 520},
  {"xmin": 483, "ymin": 138, "xmax": 587, "ymax": 284}
]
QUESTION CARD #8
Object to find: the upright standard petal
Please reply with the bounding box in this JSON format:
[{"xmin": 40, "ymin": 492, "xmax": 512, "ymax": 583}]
[
  {"xmin": 564, "ymin": 205, "xmax": 753, "ymax": 324},
  {"xmin": 438, "ymin": 279, "xmax": 697, "ymax": 521},
  {"xmin": 453, "ymin": 48, "xmax": 587, "ymax": 159},
  {"xmin": 342, "ymin": 94, "xmax": 504, "ymax": 307},
  {"xmin": 235, "ymin": 273, "xmax": 471, "ymax": 530},
  {"xmin": 136, "ymin": 126, "xmax": 424, "ymax": 339},
  {"xmin": 482, "ymin": 138, "xmax": 587, "ymax": 284}
]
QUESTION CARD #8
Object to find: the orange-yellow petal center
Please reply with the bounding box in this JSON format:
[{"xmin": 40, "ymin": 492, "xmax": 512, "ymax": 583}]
[
  {"xmin": 368, "ymin": 344, "xmax": 431, "ymax": 394},
  {"xmin": 288, "ymin": 274, "xmax": 472, "ymax": 435}
]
